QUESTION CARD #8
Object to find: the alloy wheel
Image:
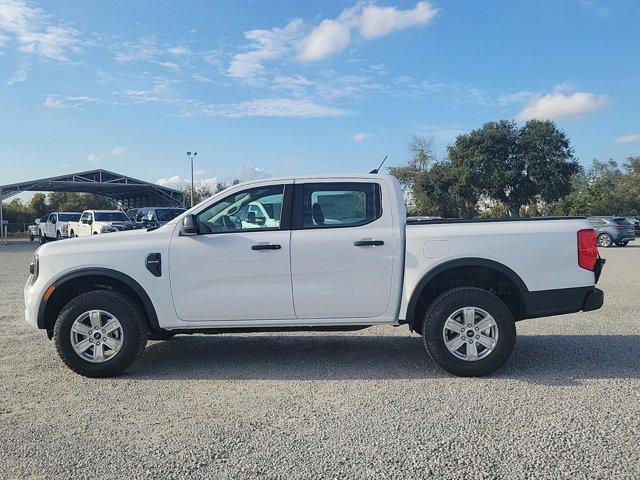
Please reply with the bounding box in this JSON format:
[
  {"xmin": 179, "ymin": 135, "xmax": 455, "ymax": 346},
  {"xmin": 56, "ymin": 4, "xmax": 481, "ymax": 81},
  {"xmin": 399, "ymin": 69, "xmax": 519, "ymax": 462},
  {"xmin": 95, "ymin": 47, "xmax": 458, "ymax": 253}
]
[{"xmin": 442, "ymin": 306, "xmax": 499, "ymax": 361}]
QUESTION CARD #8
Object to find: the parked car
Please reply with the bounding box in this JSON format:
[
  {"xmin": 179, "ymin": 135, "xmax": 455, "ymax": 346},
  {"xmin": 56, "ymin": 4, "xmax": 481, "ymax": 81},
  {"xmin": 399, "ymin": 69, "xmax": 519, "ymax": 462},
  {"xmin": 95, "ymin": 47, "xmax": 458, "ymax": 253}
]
[
  {"xmin": 588, "ymin": 216, "xmax": 636, "ymax": 247},
  {"xmin": 132, "ymin": 207, "xmax": 186, "ymax": 229},
  {"xmin": 625, "ymin": 217, "xmax": 640, "ymax": 236},
  {"xmin": 38, "ymin": 212, "xmax": 81, "ymax": 244},
  {"xmin": 125, "ymin": 208, "xmax": 140, "ymax": 223},
  {"xmin": 28, "ymin": 217, "xmax": 46, "ymax": 242},
  {"xmin": 67, "ymin": 210, "xmax": 133, "ymax": 237},
  {"xmin": 25, "ymin": 174, "xmax": 604, "ymax": 378}
]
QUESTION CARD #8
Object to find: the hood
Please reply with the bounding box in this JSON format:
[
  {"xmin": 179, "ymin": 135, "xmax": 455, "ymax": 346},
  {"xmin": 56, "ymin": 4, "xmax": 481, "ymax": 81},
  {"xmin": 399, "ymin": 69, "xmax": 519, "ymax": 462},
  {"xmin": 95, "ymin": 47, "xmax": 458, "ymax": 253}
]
[{"xmin": 36, "ymin": 227, "xmax": 170, "ymax": 257}]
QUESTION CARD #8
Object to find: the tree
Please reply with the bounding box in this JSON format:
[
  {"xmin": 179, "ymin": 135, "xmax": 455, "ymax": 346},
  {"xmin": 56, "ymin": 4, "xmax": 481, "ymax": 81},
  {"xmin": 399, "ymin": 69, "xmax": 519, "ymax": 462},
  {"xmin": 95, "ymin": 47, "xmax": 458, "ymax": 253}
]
[
  {"xmin": 28, "ymin": 193, "xmax": 48, "ymax": 218},
  {"xmin": 388, "ymin": 135, "xmax": 436, "ymax": 214},
  {"xmin": 447, "ymin": 119, "xmax": 579, "ymax": 216},
  {"xmin": 550, "ymin": 157, "xmax": 640, "ymax": 216}
]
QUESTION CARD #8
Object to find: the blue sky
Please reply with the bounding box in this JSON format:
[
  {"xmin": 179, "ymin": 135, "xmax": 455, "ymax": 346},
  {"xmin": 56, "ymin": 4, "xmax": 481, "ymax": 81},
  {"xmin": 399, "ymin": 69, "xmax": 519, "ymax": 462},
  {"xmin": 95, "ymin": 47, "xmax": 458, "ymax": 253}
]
[{"xmin": 0, "ymin": 0, "xmax": 639, "ymax": 191}]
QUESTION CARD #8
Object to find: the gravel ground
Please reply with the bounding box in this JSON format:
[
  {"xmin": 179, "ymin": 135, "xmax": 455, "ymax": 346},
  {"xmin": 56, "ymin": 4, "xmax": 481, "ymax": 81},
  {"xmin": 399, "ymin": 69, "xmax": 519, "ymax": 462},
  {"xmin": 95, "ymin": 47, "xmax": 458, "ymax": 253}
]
[{"xmin": 1, "ymin": 239, "xmax": 639, "ymax": 479}]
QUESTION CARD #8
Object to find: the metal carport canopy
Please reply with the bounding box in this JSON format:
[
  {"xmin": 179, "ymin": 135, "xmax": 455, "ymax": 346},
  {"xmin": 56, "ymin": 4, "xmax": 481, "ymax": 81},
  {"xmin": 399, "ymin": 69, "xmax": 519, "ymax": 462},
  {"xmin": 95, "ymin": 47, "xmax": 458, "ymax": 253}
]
[{"xmin": 0, "ymin": 169, "xmax": 184, "ymax": 208}]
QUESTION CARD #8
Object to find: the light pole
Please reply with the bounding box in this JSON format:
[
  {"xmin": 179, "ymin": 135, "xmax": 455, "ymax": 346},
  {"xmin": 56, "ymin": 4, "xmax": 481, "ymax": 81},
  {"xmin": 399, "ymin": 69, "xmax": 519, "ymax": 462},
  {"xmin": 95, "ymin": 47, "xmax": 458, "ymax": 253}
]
[{"xmin": 186, "ymin": 151, "xmax": 197, "ymax": 207}]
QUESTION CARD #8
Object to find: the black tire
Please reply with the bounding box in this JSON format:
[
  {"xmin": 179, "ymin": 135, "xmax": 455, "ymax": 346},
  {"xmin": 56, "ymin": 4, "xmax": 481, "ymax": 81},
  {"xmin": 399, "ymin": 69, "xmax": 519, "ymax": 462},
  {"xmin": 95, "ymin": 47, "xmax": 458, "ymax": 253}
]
[
  {"xmin": 39, "ymin": 231, "xmax": 46, "ymax": 244},
  {"xmin": 148, "ymin": 330, "xmax": 176, "ymax": 341},
  {"xmin": 597, "ymin": 233, "xmax": 613, "ymax": 247},
  {"xmin": 56, "ymin": 230, "xmax": 61, "ymax": 240},
  {"xmin": 422, "ymin": 287, "xmax": 516, "ymax": 377},
  {"xmin": 53, "ymin": 290, "xmax": 148, "ymax": 377},
  {"xmin": 29, "ymin": 234, "xmax": 34, "ymax": 242},
  {"xmin": 615, "ymin": 240, "xmax": 629, "ymax": 247}
]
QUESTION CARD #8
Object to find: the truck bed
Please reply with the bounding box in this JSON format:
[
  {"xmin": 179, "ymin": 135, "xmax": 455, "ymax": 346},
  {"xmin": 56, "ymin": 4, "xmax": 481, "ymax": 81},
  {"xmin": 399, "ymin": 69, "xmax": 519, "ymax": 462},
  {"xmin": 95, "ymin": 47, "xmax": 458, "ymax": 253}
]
[{"xmin": 407, "ymin": 216, "xmax": 586, "ymax": 225}]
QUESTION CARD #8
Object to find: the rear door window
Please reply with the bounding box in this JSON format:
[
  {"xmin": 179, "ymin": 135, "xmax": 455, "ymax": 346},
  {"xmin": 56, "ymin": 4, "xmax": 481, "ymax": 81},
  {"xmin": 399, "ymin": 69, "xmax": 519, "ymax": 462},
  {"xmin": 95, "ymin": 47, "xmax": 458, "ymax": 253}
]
[{"xmin": 299, "ymin": 182, "xmax": 381, "ymax": 229}]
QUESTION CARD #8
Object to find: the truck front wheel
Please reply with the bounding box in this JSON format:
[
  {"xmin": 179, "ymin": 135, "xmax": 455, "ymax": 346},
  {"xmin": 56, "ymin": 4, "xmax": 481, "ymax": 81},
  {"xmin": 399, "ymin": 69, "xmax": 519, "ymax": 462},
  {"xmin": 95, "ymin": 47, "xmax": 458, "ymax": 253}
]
[
  {"xmin": 53, "ymin": 290, "xmax": 148, "ymax": 377},
  {"xmin": 422, "ymin": 287, "xmax": 516, "ymax": 377}
]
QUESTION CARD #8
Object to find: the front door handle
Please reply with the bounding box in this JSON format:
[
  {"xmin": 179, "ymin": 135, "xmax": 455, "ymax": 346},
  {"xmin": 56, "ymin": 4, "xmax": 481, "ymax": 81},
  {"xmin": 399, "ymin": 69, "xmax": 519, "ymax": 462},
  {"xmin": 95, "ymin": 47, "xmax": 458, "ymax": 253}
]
[
  {"xmin": 353, "ymin": 239, "xmax": 384, "ymax": 247},
  {"xmin": 251, "ymin": 243, "xmax": 281, "ymax": 250}
]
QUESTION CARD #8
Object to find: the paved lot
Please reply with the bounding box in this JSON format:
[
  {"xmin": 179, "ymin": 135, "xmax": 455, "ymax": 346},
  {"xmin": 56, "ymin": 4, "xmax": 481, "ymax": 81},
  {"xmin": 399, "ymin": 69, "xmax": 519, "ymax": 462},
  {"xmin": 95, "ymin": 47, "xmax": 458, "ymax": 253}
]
[{"xmin": 1, "ymin": 240, "xmax": 639, "ymax": 479}]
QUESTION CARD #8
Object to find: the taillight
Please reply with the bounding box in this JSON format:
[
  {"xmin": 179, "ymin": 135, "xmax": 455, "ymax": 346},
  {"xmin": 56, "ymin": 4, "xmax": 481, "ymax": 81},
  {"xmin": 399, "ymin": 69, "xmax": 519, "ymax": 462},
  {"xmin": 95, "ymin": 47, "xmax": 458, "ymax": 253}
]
[{"xmin": 577, "ymin": 229, "xmax": 598, "ymax": 271}]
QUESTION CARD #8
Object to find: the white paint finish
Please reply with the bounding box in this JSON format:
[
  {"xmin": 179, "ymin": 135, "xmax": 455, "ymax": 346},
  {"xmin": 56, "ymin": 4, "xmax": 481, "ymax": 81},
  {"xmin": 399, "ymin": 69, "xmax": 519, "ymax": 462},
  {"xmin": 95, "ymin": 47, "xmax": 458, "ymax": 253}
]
[
  {"xmin": 423, "ymin": 240, "xmax": 450, "ymax": 258},
  {"xmin": 25, "ymin": 228, "xmax": 185, "ymax": 328},
  {"xmin": 23, "ymin": 173, "xmax": 598, "ymax": 333},
  {"xmin": 169, "ymin": 230, "xmax": 295, "ymax": 321},
  {"xmin": 290, "ymin": 176, "xmax": 403, "ymax": 320},
  {"xmin": 399, "ymin": 219, "xmax": 596, "ymax": 319}
]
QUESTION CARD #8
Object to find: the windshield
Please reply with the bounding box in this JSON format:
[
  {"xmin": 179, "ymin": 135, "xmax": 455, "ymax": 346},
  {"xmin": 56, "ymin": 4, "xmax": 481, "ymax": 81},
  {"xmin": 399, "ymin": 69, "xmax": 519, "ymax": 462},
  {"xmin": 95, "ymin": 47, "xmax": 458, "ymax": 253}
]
[
  {"xmin": 94, "ymin": 212, "xmax": 130, "ymax": 222},
  {"xmin": 58, "ymin": 213, "xmax": 81, "ymax": 221},
  {"xmin": 156, "ymin": 209, "xmax": 185, "ymax": 221}
]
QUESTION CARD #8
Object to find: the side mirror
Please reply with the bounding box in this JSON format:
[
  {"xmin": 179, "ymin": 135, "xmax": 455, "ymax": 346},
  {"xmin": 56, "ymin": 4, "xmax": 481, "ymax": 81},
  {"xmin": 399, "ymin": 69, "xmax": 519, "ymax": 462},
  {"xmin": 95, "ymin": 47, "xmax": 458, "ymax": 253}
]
[
  {"xmin": 256, "ymin": 216, "xmax": 266, "ymax": 226},
  {"xmin": 180, "ymin": 214, "xmax": 198, "ymax": 236},
  {"xmin": 247, "ymin": 211, "xmax": 256, "ymax": 223}
]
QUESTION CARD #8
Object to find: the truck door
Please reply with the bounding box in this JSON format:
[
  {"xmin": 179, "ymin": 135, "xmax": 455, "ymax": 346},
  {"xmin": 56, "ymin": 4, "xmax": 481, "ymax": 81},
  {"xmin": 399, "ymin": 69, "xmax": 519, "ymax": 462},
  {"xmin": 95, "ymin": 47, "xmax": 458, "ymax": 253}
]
[
  {"xmin": 46, "ymin": 213, "xmax": 56, "ymax": 238},
  {"xmin": 290, "ymin": 181, "xmax": 395, "ymax": 319},
  {"xmin": 79, "ymin": 212, "xmax": 92, "ymax": 235},
  {"xmin": 169, "ymin": 183, "xmax": 295, "ymax": 321}
]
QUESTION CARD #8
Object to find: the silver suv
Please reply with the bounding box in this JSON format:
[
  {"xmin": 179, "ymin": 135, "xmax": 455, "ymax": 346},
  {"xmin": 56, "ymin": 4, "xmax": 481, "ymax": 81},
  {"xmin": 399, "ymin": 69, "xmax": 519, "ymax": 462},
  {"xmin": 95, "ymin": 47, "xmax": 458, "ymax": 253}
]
[{"xmin": 588, "ymin": 216, "xmax": 636, "ymax": 247}]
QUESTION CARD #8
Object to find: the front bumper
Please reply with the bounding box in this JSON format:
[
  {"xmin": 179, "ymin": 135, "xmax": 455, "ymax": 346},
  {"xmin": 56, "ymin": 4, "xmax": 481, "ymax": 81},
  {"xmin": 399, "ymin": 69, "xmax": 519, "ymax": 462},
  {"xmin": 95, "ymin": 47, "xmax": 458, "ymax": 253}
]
[{"xmin": 24, "ymin": 275, "xmax": 40, "ymax": 328}]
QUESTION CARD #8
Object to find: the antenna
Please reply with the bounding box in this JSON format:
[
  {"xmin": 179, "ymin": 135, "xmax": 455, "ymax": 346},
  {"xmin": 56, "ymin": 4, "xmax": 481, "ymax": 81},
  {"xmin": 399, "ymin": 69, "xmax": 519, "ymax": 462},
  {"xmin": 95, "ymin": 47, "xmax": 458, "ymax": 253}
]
[{"xmin": 369, "ymin": 155, "xmax": 388, "ymax": 174}]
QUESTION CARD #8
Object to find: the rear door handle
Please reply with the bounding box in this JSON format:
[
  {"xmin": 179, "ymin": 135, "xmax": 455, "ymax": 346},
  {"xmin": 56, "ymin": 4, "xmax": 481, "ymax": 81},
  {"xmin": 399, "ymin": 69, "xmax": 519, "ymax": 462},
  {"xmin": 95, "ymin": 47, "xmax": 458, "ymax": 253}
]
[
  {"xmin": 251, "ymin": 243, "xmax": 281, "ymax": 250},
  {"xmin": 353, "ymin": 239, "xmax": 384, "ymax": 247}
]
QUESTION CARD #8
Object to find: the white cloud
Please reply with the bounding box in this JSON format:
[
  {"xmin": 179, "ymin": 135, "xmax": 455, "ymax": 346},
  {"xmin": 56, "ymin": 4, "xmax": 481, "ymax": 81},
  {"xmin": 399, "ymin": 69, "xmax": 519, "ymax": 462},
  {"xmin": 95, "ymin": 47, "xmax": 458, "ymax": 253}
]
[
  {"xmin": 42, "ymin": 94, "xmax": 97, "ymax": 109},
  {"xmin": 6, "ymin": 58, "xmax": 29, "ymax": 84},
  {"xmin": 227, "ymin": 18, "xmax": 303, "ymax": 79},
  {"xmin": 297, "ymin": 19, "xmax": 350, "ymax": 62},
  {"xmin": 231, "ymin": 165, "xmax": 271, "ymax": 182},
  {"xmin": 0, "ymin": 0, "xmax": 81, "ymax": 61},
  {"xmin": 359, "ymin": 1, "xmax": 438, "ymax": 39},
  {"xmin": 497, "ymin": 90, "xmax": 536, "ymax": 106},
  {"xmin": 353, "ymin": 132, "xmax": 366, "ymax": 142},
  {"xmin": 113, "ymin": 37, "xmax": 158, "ymax": 63},
  {"xmin": 168, "ymin": 45, "xmax": 191, "ymax": 56},
  {"xmin": 199, "ymin": 98, "xmax": 349, "ymax": 118},
  {"xmin": 516, "ymin": 85, "xmax": 608, "ymax": 121},
  {"xmin": 156, "ymin": 175, "xmax": 187, "ymax": 189},
  {"xmin": 614, "ymin": 134, "xmax": 640, "ymax": 145},
  {"xmin": 229, "ymin": 2, "xmax": 438, "ymax": 72},
  {"xmin": 112, "ymin": 146, "xmax": 126, "ymax": 155},
  {"xmin": 296, "ymin": 1, "xmax": 437, "ymax": 61},
  {"xmin": 118, "ymin": 78, "xmax": 178, "ymax": 104},
  {"xmin": 86, "ymin": 152, "xmax": 103, "ymax": 163}
]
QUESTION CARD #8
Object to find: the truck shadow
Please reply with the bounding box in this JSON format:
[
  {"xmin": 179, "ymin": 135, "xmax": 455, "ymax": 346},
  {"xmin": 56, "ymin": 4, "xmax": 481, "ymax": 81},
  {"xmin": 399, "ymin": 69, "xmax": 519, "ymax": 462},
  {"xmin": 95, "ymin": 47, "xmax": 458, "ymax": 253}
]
[{"xmin": 133, "ymin": 333, "xmax": 640, "ymax": 385}]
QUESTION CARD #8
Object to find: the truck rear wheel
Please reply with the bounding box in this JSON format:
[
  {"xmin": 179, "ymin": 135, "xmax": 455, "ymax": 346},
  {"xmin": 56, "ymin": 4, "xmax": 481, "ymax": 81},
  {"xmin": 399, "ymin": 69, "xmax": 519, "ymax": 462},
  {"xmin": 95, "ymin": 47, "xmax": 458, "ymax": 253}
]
[
  {"xmin": 422, "ymin": 287, "xmax": 516, "ymax": 377},
  {"xmin": 53, "ymin": 290, "xmax": 148, "ymax": 377}
]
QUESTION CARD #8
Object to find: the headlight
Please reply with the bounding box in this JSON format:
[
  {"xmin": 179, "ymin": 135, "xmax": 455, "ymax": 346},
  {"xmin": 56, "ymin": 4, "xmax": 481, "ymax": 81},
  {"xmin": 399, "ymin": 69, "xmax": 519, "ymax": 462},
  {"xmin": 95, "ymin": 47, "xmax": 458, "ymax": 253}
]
[{"xmin": 29, "ymin": 253, "xmax": 39, "ymax": 281}]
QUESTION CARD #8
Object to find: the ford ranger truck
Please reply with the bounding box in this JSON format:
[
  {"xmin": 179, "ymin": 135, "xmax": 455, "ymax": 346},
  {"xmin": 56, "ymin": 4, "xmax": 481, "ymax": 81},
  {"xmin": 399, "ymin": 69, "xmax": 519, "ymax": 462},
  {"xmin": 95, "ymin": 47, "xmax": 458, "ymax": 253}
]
[
  {"xmin": 67, "ymin": 210, "xmax": 133, "ymax": 237},
  {"xmin": 38, "ymin": 212, "xmax": 81, "ymax": 243},
  {"xmin": 24, "ymin": 174, "xmax": 604, "ymax": 378}
]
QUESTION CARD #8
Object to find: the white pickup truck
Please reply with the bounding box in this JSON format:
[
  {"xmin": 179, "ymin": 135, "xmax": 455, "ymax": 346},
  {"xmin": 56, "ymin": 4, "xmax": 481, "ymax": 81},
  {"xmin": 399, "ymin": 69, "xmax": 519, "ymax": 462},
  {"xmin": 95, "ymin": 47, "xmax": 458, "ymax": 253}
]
[
  {"xmin": 24, "ymin": 174, "xmax": 604, "ymax": 378},
  {"xmin": 38, "ymin": 212, "xmax": 81, "ymax": 243},
  {"xmin": 67, "ymin": 210, "xmax": 133, "ymax": 237}
]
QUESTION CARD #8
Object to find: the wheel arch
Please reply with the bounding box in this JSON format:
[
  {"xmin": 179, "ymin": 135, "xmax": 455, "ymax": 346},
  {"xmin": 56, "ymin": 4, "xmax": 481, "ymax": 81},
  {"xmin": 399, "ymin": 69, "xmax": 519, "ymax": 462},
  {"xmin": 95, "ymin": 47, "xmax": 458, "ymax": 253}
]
[
  {"xmin": 37, "ymin": 268, "xmax": 159, "ymax": 332},
  {"xmin": 405, "ymin": 258, "xmax": 529, "ymax": 333}
]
